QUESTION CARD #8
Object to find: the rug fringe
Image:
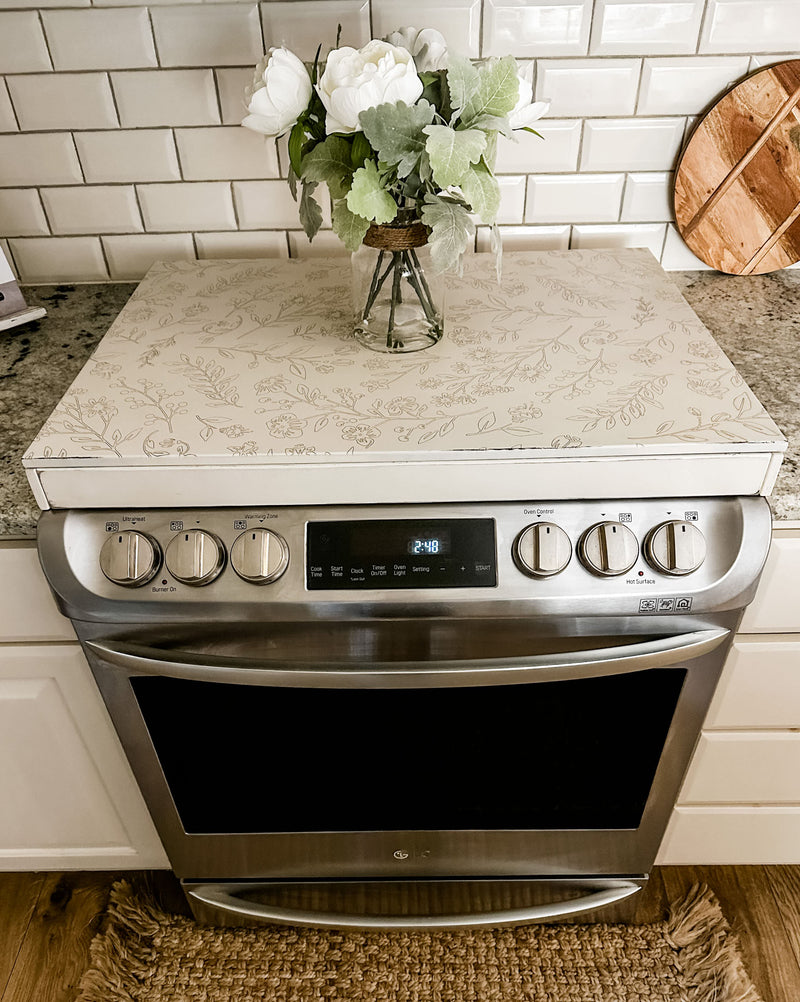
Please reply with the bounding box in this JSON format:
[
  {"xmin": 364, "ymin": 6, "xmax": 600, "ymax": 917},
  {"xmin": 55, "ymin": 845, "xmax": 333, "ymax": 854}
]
[
  {"xmin": 76, "ymin": 880, "xmax": 173, "ymax": 1002},
  {"xmin": 666, "ymin": 883, "xmax": 764, "ymax": 1002}
]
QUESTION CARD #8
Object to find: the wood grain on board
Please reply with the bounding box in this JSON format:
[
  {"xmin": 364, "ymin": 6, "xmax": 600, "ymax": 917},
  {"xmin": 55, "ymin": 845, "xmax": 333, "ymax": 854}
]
[{"xmin": 674, "ymin": 59, "xmax": 800, "ymax": 274}]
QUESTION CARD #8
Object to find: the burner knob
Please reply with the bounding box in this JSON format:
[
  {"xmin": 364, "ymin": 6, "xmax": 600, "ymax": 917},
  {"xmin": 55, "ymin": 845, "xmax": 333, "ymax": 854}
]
[
  {"xmin": 165, "ymin": 529, "xmax": 225, "ymax": 586},
  {"xmin": 579, "ymin": 521, "xmax": 639, "ymax": 577},
  {"xmin": 99, "ymin": 530, "xmax": 161, "ymax": 587},
  {"xmin": 513, "ymin": 522, "xmax": 571, "ymax": 577},
  {"xmin": 645, "ymin": 520, "xmax": 707, "ymax": 576},
  {"xmin": 231, "ymin": 528, "xmax": 289, "ymax": 584}
]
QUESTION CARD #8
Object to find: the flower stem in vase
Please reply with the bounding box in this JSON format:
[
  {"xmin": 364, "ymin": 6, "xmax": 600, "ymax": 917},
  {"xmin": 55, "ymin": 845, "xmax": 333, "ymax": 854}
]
[{"xmin": 387, "ymin": 253, "xmax": 403, "ymax": 349}]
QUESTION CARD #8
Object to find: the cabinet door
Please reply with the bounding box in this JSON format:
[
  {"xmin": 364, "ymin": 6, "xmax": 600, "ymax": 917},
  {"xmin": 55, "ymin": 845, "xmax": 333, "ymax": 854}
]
[
  {"xmin": 658, "ymin": 806, "xmax": 800, "ymax": 865},
  {"xmin": 0, "ymin": 542, "xmax": 75, "ymax": 642},
  {"xmin": 740, "ymin": 529, "xmax": 800, "ymax": 633},
  {"xmin": 705, "ymin": 637, "xmax": 800, "ymax": 728},
  {"xmin": 679, "ymin": 732, "xmax": 800, "ymax": 804},
  {"xmin": 0, "ymin": 645, "xmax": 168, "ymax": 870}
]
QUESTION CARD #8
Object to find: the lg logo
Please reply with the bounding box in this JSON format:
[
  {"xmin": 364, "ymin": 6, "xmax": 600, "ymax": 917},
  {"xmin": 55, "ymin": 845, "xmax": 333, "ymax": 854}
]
[
  {"xmin": 392, "ymin": 849, "xmax": 431, "ymax": 860},
  {"xmin": 393, "ymin": 850, "xmax": 409, "ymax": 860}
]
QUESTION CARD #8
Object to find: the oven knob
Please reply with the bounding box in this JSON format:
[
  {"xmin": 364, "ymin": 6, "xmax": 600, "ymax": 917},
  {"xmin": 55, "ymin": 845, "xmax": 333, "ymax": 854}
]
[
  {"xmin": 513, "ymin": 522, "xmax": 571, "ymax": 577},
  {"xmin": 644, "ymin": 520, "xmax": 707, "ymax": 575},
  {"xmin": 578, "ymin": 521, "xmax": 639, "ymax": 576},
  {"xmin": 230, "ymin": 528, "xmax": 289, "ymax": 584},
  {"xmin": 99, "ymin": 530, "xmax": 161, "ymax": 587},
  {"xmin": 165, "ymin": 529, "xmax": 225, "ymax": 586}
]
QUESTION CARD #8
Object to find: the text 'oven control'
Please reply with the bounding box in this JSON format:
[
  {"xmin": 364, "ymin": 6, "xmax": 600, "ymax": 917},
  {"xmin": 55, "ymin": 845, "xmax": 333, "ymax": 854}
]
[
  {"xmin": 513, "ymin": 522, "xmax": 571, "ymax": 577},
  {"xmin": 230, "ymin": 528, "xmax": 289, "ymax": 584},
  {"xmin": 579, "ymin": 521, "xmax": 639, "ymax": 577},
  {"xmin": 164, "ymin": 529, "xmax": 225, "ymax": 586},
  {"xmin": 644, "ymin": 520, "xmax": 707, "ymax": 576},
  {"xmin": 99, "ymin": 530, "xmax": 161, "ymax": 587}
]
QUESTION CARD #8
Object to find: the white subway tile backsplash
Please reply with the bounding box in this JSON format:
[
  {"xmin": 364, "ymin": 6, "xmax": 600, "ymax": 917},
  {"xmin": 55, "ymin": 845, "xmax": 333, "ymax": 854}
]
[
  {"xmin": 621, "ymin": 172, "xmax": 674, "ymax": 221},
  {"xmin": 41, "ymin": 185, "xmax": 142, "ymax": 235},
  {"xmin": 103, "ymin": 233, "xmax": 196, "ymax": 280},
  {"xmin": 536, "ymin": 59, "xmax": 641, "ymax": 116},
  {"xmin": 700, "ymin": 0, "xmax": 800, "ymax": 54},
  {"xmin": 0, "ymin": 133, "xmax": 82, "ymax": 186},
  {"xmin": 234, "ymin": 180, "xmax": 331, "ymax": 229},
  {"xmin": 496, "ymin": 120, "xmax": 580, "ymax": 173},
  {"xmin": 75, "ymin": 131, "xmax": 180, "ymax": 183},
  {"xmin": 287, "ymin": 229, "xmax": 348, "ymax": 258},
  {"xmin": 41, "ymin": 8, "xmax": 157, "ymax": 71},
  {"xmin": 7, "ymin": 73, "xmax": 119, "ymax": 132},
  {"xmin": 371, "ymin": 0, "xmax": 482, "ymax": 58},
  {"xmin": 749, "ymin": 54, "xmax": 800, "ymax": 71},
  {"xmin": 112, "ymin": 71, "xmax": 220, "ymax": 128},
  {"xmin": 176, "ymin": 127, "xmax": 280, "ymax": 180},
  {"xmin": 525, "ymin": 173, "xmax": 624, "ymax": 223},
  {"xmin": 150, "ymin": 5, "xmax": 263, "ymax": 68},
  {"xmin": 580, "ymin": 118, "xmax": 685, "ymax": 171},
  {"xmin": 491, "ymin": 176, "xmax": 526, "ymax": 224},
  {"xmin": 0, "ymin": 189, "xmax": 49, "ymax": 237},
  {"xmin": 9, "ymin": 236, "xmax": 108, "ymax": 282},
  {"xmin": 0, "ymin": 12, "xmax": 52, "ymax": 72},
  {"xmin": 571, "ymin": 223, "xmax": 666, "ymax": 257},
  {"xmin": 261, "ymin": 1, "xmax": 370, "ymax": 60},
  {"xmin": 138, "ymin": 182, "xmax": 237, "ymax": 231},
  {"xmin": 660, "ymin": 223, "xmax": 713, "ymax": 269},
  {"xmin": 0, "ymin": 81, "xmax": 18, "ymax": 132},
  {"xmin": 638, "ymin": 57, "xmax": 749, "ymax": 115},
  {"xmin": 196, "ymin": 230, "xmax": 288, "ymax": 259},
  {"xmin": 216, "ymin": 68, "xmax": 252, "ymax": 126},
  {"xmin": 482, "ymin": 0, "xmax": 592, "ymax": 58},
  {"xmin": 476, "ymin": 224, "xmax": 570, "ymax": 251},
  {"xmin": 590, "ymin": 0, "xmax": 704, "ymax": 55}
]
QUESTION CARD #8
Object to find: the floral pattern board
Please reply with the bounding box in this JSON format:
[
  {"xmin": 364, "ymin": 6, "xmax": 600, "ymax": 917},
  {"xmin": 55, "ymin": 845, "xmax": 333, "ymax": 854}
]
[{"xmin": 24, "ymin": 249, "xmax": 785, "ymax": 477}]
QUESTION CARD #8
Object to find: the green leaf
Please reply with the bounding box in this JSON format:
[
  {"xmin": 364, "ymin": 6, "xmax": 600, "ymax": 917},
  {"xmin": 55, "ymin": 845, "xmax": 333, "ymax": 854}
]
[
  {"xmin": 350, "ymin": 132, "xmax": 372, "ymax": 169},
  {"xmin": 287, "ymin": 120, "xmax": 307, "ymax": 178},
  {"xmin": 331, "ymin": 198, "xmax": 371, "ymax": 252},
  {"xmin": 359, "ymin": 100, "xmax": 435, "ymax": 179},
  {"xmin": 420, "ymin": 193, "xmax": 475, "ymax": 273},
  {"xmin": 287, "ymin": 164, "xmax": 298, "ymax": 202},
  {"xmin": 301, "ymin": 135, "xmax": 354, "ymax": 200},
  {"xmin": 298, "ymin": 180, "xmax": 323, "ymax": 241},
  {"xmin": 459, "ymin": 159, "xmax": 501, "ymax": 225},
  {"xmin": 346, "ymin": 160, "xmax": 397, "ymax": 224},
  {"xmin": 467, "ymin": 113, "xmax": 514, "ymax": 138},
  {"xmin": 461, "ymin": 56, "xmax": 519, "ymax": 126},
  {"xmin": 446, "ymin": 54, "xmax": 480, "ymax": 120},
  {"xmin": 423, "ymin": 125, "xmax": 487, "ymax": 188}
]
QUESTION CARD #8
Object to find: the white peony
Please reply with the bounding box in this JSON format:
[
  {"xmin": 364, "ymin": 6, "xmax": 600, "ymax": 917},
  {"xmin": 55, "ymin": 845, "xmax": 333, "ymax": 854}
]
[
  {"xmin": 317, "ymin": 39, "xmax": 424, "ymax": 135},
  {"xmin": 242, "ymin": 47, "xmax": 312, "ymax": 137},
  {"xmin": 508, "ymin": 66, "xmax": 549, "ymax": 130},
  {"xmin": 385, "ymin": 26, "xmax": 448, "ymax": 72}
]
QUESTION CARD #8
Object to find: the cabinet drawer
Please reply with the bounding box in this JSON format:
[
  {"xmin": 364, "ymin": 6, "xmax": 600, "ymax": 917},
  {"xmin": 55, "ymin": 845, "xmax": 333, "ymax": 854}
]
[
  {"xmin": 658, "ymin": 806, "xmax": 800, "ymax": 864},
  {"xmin": 740, "ymin": 530, "xmax": 800, "ymax": 633},
  {"xmin": 0, "ymin": 542, "xmax": 74, "ymax": 642},
  {"xmin": 705, "ymin": 637, "xmax": 800, "ymax": 728},
  {"xmin": 679, "ymin": 732, "xmax": 800, "ymax": 804}
]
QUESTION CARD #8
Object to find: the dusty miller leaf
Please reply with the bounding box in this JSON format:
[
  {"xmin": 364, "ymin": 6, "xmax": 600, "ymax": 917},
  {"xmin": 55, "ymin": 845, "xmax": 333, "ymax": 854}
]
[
  {"xmin": 446, "ymin": 54, "xmax": 481, "ymax": 120},
  {"xmin": 420, "ymin": 193, "xmax": 475, "ymax": 273},
  {"xmin": 459, "ymin": 159, "xmax": 501, "ymax": 225},
  {"xmin": 359, "ymin": 100, "xmax": 435, "ymax": 178},
  {"xmin": 423, "ymin": 125, "xmax": 487, "ymax": 188},
  {"xmin": 461, "ymin": 56, "xmax": 519, "ymax": 126},
  {"xmin": 331, "ymin": 198, "xmax": 371, "ymax": 252},
  {"xmin": 301, "ymin": 135, "xmax": 354, "ymax": 200},
  {"xmin": 346, "ymin": 160, "xmax": 397, "ymax": 224},
  {"xmin": 299, "ymin": 180, "xmax": 323, "ymax": 240}
]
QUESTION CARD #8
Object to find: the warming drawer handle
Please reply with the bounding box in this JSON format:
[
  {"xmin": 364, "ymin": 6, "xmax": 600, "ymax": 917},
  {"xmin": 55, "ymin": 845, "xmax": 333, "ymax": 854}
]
[
  {"xmin": 187, "ymin": 881, "xmax": 642, "ymax": 930},
  {"xmin": 85, "ymin": 629, "xmax": 730, "ymax": 688}
]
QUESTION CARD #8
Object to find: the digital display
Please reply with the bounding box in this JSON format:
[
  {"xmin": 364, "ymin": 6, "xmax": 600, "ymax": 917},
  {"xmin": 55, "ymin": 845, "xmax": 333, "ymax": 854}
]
[{"xmin": 408, "ymin": 533, "xmax": 450, "ymax": 556}]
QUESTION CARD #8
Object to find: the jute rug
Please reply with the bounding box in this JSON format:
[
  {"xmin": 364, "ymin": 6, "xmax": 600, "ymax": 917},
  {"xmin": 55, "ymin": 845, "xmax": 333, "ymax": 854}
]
[{"xmin": 77, "ymin": 881, "xmax": 762, "ymax": 1002}]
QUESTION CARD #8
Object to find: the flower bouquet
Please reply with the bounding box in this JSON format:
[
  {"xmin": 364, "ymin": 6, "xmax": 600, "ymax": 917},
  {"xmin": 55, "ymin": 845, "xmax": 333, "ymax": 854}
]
[{"xmin": 243, "ymin": 28, "xmax": 547, "ymax": 352}]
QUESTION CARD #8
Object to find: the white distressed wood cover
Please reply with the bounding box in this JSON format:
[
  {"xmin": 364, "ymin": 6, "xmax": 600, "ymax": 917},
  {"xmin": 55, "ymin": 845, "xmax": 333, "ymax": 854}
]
[{"xmin": 23, "ymin": 250, "xmax": 786, "ymax": 508}]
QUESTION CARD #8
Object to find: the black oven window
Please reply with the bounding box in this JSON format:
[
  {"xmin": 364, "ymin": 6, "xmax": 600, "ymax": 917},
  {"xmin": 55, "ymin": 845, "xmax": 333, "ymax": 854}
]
[{"xmin": 131, "ymin": 667, "xmax": 686, "ymax": 835}]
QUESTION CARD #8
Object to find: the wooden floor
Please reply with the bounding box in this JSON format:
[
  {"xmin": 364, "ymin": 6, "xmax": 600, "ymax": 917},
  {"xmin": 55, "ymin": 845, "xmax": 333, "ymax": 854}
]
[{"xmin": 1, "ymin": 867, "xmax": 799, "ymax": 1001}]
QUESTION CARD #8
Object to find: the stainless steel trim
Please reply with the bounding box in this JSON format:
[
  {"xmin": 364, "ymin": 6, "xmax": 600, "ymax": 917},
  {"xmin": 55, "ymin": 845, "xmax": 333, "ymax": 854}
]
[
  {"xmin": 187, "ymin": 880, "xmax": 642, "ymax": 930},
  {"xmin": 85, "ymin": 628, "xmax": 729, "ymax": 689}
]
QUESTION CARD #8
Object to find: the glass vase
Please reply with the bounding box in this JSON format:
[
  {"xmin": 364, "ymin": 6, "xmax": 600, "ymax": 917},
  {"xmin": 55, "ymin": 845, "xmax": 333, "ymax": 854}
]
[{"xmin": 351, "ymin": 222, "xmax": 445, "ymax": 353}]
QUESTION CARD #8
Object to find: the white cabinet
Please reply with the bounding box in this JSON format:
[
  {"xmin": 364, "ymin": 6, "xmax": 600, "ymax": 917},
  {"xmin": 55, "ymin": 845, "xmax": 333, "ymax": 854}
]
[
  {"xmin": 658, "ymin": 523, "xmax": 800, "ymax": 864},
  {"xmin": 0, "ymin": 541, "xmax": 167, "ymax": 870}
]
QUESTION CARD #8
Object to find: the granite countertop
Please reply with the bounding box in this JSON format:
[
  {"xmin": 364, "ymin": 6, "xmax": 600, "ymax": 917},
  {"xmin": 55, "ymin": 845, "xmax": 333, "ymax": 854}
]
[{"xmin": 2, "ymin": 268, "xmax": 799, "ymax": 539}]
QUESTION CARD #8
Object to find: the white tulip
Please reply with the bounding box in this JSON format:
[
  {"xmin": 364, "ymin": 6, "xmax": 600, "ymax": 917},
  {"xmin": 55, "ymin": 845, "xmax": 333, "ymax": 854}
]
[
  {"xmin": 242, "ymin": 47, "xmax": 312, "ymax": 138},
  {"xmin": 508, "ymin": 65, "xmax": 549, "ymax": 130},
  {"xmin": 385, "ymin": 27, "xmax": 448, "ymax": 72},
  {"xmin": 317, "ymin": 39, "xmax": 424, "ymax": 135}
]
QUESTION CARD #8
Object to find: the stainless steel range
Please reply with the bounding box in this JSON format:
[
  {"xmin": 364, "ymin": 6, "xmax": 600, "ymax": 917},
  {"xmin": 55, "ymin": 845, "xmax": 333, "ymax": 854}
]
[{"xmin": 26, "ymin": 250, "xmax": 786, "ymax": 928}]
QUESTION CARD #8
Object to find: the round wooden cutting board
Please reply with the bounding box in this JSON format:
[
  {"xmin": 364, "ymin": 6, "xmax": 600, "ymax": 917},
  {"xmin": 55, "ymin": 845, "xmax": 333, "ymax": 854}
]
[{"xmin": 674, "ymin": 58, "xmax": 800, "ymax": 274}]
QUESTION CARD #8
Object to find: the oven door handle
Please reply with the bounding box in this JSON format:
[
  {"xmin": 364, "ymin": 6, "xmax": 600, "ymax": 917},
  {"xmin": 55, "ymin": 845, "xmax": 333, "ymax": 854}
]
[
  {"xmin": 86, "ymin": 628, "xmax": 729, "ymax": 688},
  {"xmin": 186, "ymin": 880, "xmax": 642, "ymax": 930}
]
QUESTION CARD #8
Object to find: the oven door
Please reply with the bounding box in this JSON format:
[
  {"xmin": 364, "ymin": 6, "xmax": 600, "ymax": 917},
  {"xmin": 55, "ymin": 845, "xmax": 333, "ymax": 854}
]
[{"xmin": 80, "ymin": 619, "xmax": 729, "ymax": 895}]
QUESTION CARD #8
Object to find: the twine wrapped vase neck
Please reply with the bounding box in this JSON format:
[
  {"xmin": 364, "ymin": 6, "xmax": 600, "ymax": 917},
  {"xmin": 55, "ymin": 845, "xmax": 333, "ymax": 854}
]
[{"xmin": 363, "ymin": 222, "xmax": 430, "ymax": 251}]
